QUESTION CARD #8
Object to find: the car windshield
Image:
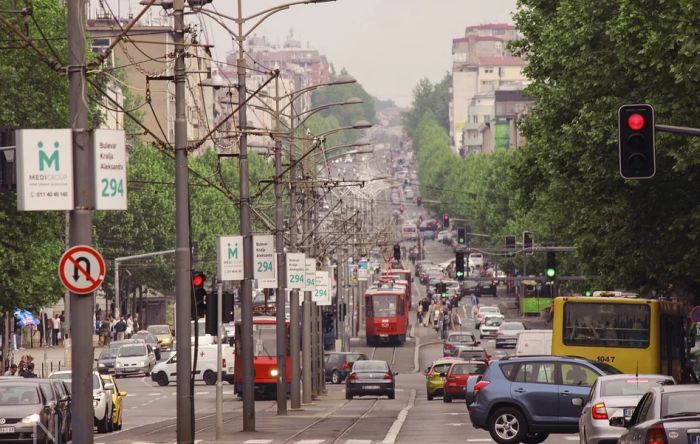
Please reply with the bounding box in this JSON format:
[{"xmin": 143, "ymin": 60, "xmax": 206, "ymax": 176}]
[
  {"xmin": 590, "ymin": 361, "xmax": 623, "ymax": 375},
  {"xmin": 99, "ymin": 349, "xmax": 117, "ymax": 359},
  {"xmin": 662, "ymin": 391, "xmax": 700, "ymax": 417},
  {"xmin": 601, "ymin": 377, "xmax": 673, "ymax": 397},
  {"xmin": 134, "ymin": 334, "xmax": 156, "ymax": 344},
  {"xmin": 118, "ymin": 345, "xmax": 147, "ymax": 357},
  {"xmin": 449, "ymin": 334, "xmax": 475, "ymax": 343},
  {"xmin": 501, "ymin": 323, "xmax": 524, "ymax": 330},
  {"xmin": 353, "ymin": 361, "xmax": 388, "ymax": 372},
  {"xmin": 480, "ymin": 307, "xmax": 499, "ymax": 314},
  {"xmin": 148, "ymin": 326, "xmax": 171, "ymax": 335},
  {"xmin": 484, "ymin": 318, "xmax": 503, "ymax": 327},
  {"xmin": 0, "ymin": 385, "xmax": 40, "ymax": 405}
]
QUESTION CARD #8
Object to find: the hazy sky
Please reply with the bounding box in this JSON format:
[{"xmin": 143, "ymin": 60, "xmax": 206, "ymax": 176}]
[{"xmin": 195, "ymin": 0, "xmax": 519, "ymax": 107}]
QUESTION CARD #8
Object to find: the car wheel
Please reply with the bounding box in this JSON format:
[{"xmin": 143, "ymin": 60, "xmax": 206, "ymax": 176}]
[
  {"xmin": 443, "ymin": 393, "xmax": 452, "ymax": 403},
  {"xmin": 388, "ymin": 390, "xmax": 395, "ymax": 400},
  {"xmin": 203, "ymin": 370, "xmax": 217, "ymax": 386},
  {"xmin": 488, "ymin": 407, "xmax": 527, "ymax": 444},
  {"xmin": 331, "ymin": 370, "xmax": 342, "ymax": 384},
  {"xmin": 155, "ymin": 350, "xmax": 161, "ymax": 360},
  {"xmin": 345, "ymin": 391, "xmax": 353, "ymax": 400},
  {"xmin": 107, "ymin": 408, "xmax": 114, "ymax": 432},
  {"xmin": 427, "ymin": 392, "xmax": 434, "ymax": 401},
  {"xmin": 522, "ymin": 432, "xmax": 549, "ymax": 444},
  {"xmin": 97, "ymin": 410, "xmax": 110, "ymax": 433},
  {"xmin": 156, "ymin": 371, "xmax": 169, "ymax": 386}
]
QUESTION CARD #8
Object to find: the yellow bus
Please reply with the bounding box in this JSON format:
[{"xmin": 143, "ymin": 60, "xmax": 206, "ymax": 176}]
[{"xmin": 551, "ymin": 295, "xmax": 694, "ymax": 382}]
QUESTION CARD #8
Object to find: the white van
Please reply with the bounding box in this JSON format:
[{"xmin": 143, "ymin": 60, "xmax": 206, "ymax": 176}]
[
  {"xmin": 468, "ymin": 253, "xmax": 484, "ymax": 270},
  {"xmin": 401, "ymin": 223, "xmax": 418, "ymax": 241},
  {"xmin": 151, "ymin": 343, "xmax": 234, "ymax": 386},
  {"xmin": 515, "ymin": 330, "xmax": 553, "ymax": 356}
]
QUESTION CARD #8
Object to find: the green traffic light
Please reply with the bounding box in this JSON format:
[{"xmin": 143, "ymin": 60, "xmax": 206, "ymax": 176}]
[
  {"xmin": 546, "ymin": 268, "xmax": 556, "ymax": 278},
  {"xmin": 584, "ymin": 290, "xmax": 592, "ymax": 296},
  {"xmin": 459, "ymin": 238, "xmax": 465, "ymax": 244}
]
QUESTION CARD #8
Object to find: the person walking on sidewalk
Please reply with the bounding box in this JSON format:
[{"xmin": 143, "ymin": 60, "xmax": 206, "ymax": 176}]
[
  {"xmin": 3, "ymin": 363, "xmax": 17, "ymax": 376},
  {"xmin": 451, "ymin": 309, "xmax": 462, "ymax": 332},
  {"xmin": 114, "ymin": 316, "xmax": 127, "ymax": 341},
  {"xmin": 52, "ymin": 314, "xmax": 61, "ymax": 347}
]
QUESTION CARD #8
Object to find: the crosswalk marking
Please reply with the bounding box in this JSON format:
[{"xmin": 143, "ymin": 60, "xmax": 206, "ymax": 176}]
[
  {"xmin": 466, "ymin": 439, "xmax": 492, "ymax": 442},
  {"xmin": 243, "ymin": 440, "xmax": 273, "ymax": 444},
  {"xmin": 345, "ymin": 440, "xmax": 372, "ymax": 444},
  {"xmin": 564, "ymin": 436, "xmax": 580, "ymax": 441},
  {"xmin": 296, "ymin": 440, "xmax": 326, "ymax": 444}
]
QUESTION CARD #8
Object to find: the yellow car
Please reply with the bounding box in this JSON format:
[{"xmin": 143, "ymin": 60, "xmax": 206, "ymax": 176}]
[
  {"xmin": 147, "ymin": 324, "xmax": 174, "ymax": 350},
  {"xmin": 424, "ymin": 357, "xmax": 463, "ymax": 401},
  {"xmin": 100, "ymin": 374, "xmax": 127, "ymax": 431}
]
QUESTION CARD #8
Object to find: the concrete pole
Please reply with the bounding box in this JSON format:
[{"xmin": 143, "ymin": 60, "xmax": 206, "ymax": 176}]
[
  {"xmin": 172, "ymin": 0, "xmax": 194, "ymax": 441},
  {"xmin": 67, "ymin": 0, "xmax": 94, "ymax": 441},
  {"xmin": 215, "ymin": 281, "xmax": 223, "ymax": 439},
  {"xmin": 237, "ymin": 0, "xmax": 256, "ymax": 429},
  {"xmin": 289, "ymin": 104, "xmax": 301, "ymax": 410},
  {"xmin": 273, "ymin": 76, "xmax": 288, "ymax": 414},
  {"xmin": 302, "ymin": 185, "xmax": 313, "ymax": 403}
]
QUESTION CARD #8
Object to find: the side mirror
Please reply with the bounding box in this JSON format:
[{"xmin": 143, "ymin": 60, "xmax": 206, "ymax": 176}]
[
  {"xmin": 571, "ymin": 398, "xmax": 583, "ymax": 406},
  {"xmin": 393, "ymin": 371, "xmax": 399, "ymax": 376},
  {"xmin": 609, "ymin": 416, "xmax": 629, "ymax": 428},
  {"xmin": 439, "ymin": 372, "xmax": 447, "ymax": 378},
  {"xmin": 475, "ymin": 341, "xmax": 481, "ymax": 346},
  {"xmin": 103, "ymin": 382, "xmax": 114, "ymax": 391},
  {"xmin": 120, "ymin": 391, "xmax": 127, "ymax": 397}
]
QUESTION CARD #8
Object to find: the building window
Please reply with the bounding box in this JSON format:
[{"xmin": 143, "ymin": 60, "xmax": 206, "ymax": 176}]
[
  {"xmin": 472, "ymin": 116, "xmax": 478, "ymax": 123},
  {"xmin": 483, "ymin": 115, "xmax": 491, "ymax": 123},
  {"xmin": 484, "ymin": 67, "xmax": 494, "ymax": 74},
  {"xmin": 92, "ymin": 37, "xmax": 110, "ymax": 53}
]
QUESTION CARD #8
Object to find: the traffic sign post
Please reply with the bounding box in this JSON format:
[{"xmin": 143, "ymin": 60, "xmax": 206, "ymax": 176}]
[{"xmin": 58, "ymin": 245, "xmax": 106, "ymax": 294}]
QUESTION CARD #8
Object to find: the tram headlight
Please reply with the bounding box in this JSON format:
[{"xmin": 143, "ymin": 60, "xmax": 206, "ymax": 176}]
[{"xmin": 270, "ymin": 368, "xmax": 279, "ymax": 377}]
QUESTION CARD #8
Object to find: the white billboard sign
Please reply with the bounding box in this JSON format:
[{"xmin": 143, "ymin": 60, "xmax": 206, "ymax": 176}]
[
  {"xmin": 253, "ymin": 235, "xmax": 275, "ymax": 280},
  {"xmin": 93, "ymin": 129, "xmax": 127, "ymax": 210},
  {"xmin": 286, "ymin": 253, "xmax": 306, "ymax": 290},
  {"xmin": 216, "ymin": 236, "xmax": 243, "ymax": 281},
  {"xmin": 16, "ymin": 129, "xmax": 73, "ymax": 211},
  {"xmin": 304, "ymin": 258, "xmax": 316, "ymax": 292},
  {"xmin": 314, "ymin": 271, "xmax": 331, "ymax": 306}
]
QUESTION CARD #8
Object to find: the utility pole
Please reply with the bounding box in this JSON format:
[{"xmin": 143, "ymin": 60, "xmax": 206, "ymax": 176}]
[
  {"xmin": 173, "ymin": 0, "xmax": 194, "ymax": 441},
  {"xmin": 273, "ymin": 76, "xmax": 288, "ymax": 414},
  {"xmin": 288, "ymin": 99, "xmax": 302, "ymax": 409},
  {"xmin": 236, "ymin": 0, "xmax": 255, "ymax": 430},
  {"xmin": 302, "ymin": 163, "xmax": 313, "ymax": 403},
  {"xmin": 67, "ymin": 0, "xmax": 94, "ymax": 441}
]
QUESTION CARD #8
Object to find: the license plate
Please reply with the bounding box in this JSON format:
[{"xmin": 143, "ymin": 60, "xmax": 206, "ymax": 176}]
[
  {"xmin": 691, "ymin": 434, "xmax": 699, "ymax": 444},
  {"xmin": 0, "ymin": 426, "xmax": 15, "ymax": 433},
  {"xmin": 623, "ymin": 408, "xmax": 633, "ymax": 418},
  {"xmin": 364, "ymin": 385, "xmax": 380, "ymax": 390}
]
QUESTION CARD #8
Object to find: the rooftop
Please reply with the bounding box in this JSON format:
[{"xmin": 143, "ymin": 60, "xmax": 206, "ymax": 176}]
[{"xmin": 478, "ymin": 55, "xmax": 525, "ymax": 66}]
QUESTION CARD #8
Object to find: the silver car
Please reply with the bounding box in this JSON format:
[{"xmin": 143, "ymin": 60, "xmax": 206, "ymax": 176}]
[
  {"xmin": 495, "ymin": 321, "xmax": 525, "ymax": 348},
  {"xmin": 615, "ymin": 385, "xmax": 700, "ymax": 444},
  {"xmin": 579, "ymin": 374, "xmax": 674, "ymax": 444}
]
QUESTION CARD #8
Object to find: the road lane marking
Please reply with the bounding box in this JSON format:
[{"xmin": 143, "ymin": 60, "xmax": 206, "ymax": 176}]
[
  {"xmin": 382, "ymin": 388, "xmax": 416, "ymax": 444},
  {"xmin": 345, "ymin": 440, "xmax": 372, "ymax": 444},
  {"xmin": 295, "ymin": 440, "xmax": 325, "ymax": 444},
  {"xmin": 466, "ymin": 439, "xmax": 492, "ymax": 442},
  {"xmin": 243, "ymin": 440, "xmax": 272, "ymax": 444},
  {"xmin": 565, "ymin": 436, "xmax": 580, "ymax": 441}
]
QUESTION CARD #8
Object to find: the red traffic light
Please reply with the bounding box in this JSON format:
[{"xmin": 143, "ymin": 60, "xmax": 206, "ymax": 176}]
[
  {"xmin": 627, "ymin": 113, "xmax": 645, "ymax": 131},
  {"xmin": 443, "ymin": 213, "xmax": 449, "ymax": 221},
  {"xmin": 192, "ymin": 272, "xmax": 205, "ymax": 287}
]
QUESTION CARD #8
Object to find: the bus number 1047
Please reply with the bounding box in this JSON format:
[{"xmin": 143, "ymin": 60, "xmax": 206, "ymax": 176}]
[{"xmin": 596, "ymin": 355, "xmax": 615, "ymax": 363}]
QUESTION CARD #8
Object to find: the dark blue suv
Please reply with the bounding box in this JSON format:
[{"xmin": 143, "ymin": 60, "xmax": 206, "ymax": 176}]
[{"xmin": 468, "ymin": 355, "xmax": 621, "ymax": 444}]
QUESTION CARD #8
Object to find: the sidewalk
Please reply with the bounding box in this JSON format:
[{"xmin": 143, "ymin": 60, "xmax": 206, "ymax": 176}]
[{"xmin": 6, "ymin": 337, "xmax": 103, "ymax": 377}]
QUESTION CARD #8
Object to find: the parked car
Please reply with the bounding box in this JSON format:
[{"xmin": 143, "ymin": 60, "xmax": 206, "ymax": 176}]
[
  {"xmin": 614, "ymin": 385, "xmax": 700, "ymax": 444},
  {"xmin": 50, "ymin": 370, "xmax": 114, "ymax": 433},
  {"xmin": 424, "ymin": 357, "xmax": 463, "ymax": 401},
  {"xmin": 443, "ymin": 331, "xmax": 479, "ymax": 356},
  {"xmin": 580, "ymin": 374, "xmax": 675, "ymax": 444},
  {"xmin": 0, "ymin": 380, "xmax": 56, "ymax": 442},
  {"xmin": 114, "ymin": 343, "xmax": 157, "ymax": 377},
  {"xmin": 100, "ymin": 374, "xmax": 127, "ymax": 431},
  {"xmin": 36, "ymin": 378, "xmax": 72, "ymax": 440},
  {"xmin": 495, "ymin": 321, "xmax": 526, "ymax": 349},
  {"xmin": 96, "ymin": 347, "xmax": 118, "ymax": 374},
  {"xmin": 147, "ymin": 324, "xmax": 174, "ymax": 350},
  {"xmin": 479, "ymin": 314, "xmax": 505, "ymax": 339},
  {"xmin": 475, "ymin": 306, "xmax": 502, "ymax": 329},
  {"xmin": 443, "ymin": 361, "xmax": 488, "ymax": 403},
  {"xmin": 468, "ymin": 355, "xmax": 621, "ymax": 444},
  {"xmin": 132, "ymin": 330, "xmax": 162, "ymax": 360},
  {"xmin": 324, "ymin": 352, "xmax": 368, "ymax": 384},
  {"xmin": 345, "ymin": 360, "xmax": 397, "ymax": 400}
]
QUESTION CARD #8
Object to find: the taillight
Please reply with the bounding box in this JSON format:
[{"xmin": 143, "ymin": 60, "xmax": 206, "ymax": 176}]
[
  {"xmin": 222, "ymin": 358, "xmax": 227, "ymax": 368},
  {"xmin": 444, "ymin": 343, "xmax": 454, "ymax": 350},
  {"xmin": 342, "ymin": 362, "xmax": 351, "ymax": 370},
  {"xmin": 349, "ymin": 372, "xmax": 358, "ymax": 381},
  {"xmin": 383, "ymin": 372, "xmax": 393, "ymax": 380},
  {"xmin": 496, "ymin": 331, "xmax": 503, "ymax": 336},
  {"xmin": 591, "ymin": 402, "xmax": 608, "ymax": 420},
  {"xmin": 645, "ymin": 423, "xmax": 667, "ymax": 444},
  {"xmin": 473, "ymin": 380, "xmax": 490, "ymax": 397}
]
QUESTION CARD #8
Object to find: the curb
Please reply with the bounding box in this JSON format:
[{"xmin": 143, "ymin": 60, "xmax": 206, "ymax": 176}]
[{"xmin": 413, "ymin": 338, "xmax": 443, "ymax": 373}]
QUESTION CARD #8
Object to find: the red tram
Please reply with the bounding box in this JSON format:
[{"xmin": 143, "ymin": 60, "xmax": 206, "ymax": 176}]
[
  {"xmin": 234, "ymin": 316, "xmax": 290, "ymax": 399},
  {"xmin": 365, "ymin": 281, "xmax": 409, "ymax": 346},
  {"xmin": 381, "ymin": 268, "xmax": 413, "ymax": 308}
]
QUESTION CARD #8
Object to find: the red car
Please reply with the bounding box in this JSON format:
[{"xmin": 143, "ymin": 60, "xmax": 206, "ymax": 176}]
[{"xmin": 443, "ymin": 360, "xmax": 487, "ymax": 403}]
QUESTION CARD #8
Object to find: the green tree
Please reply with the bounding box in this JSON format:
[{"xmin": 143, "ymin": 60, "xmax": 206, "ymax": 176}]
[{"xmin": 401, "ymin": 74, "xmax": 450, "ymax": 140}]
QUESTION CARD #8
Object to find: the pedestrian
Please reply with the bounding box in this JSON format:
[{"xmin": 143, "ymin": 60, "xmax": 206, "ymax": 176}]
[
  {"xmin": 421, "ymin": 299, "xmax": 430, "ymax": 326},
  {"xmin": 126, "ymin": 314, "xmax": 134, "ymax": 338},
  {"xmin": 52, "ymin": 314, "xmax": 61, "ymax": 347},
  {"xmin": 133, "ymin": 313, "xmax": 140, "ymax": 332},
  {"xmin": 114, "ymin": 316, "xmax": 127, "ymax": 341},
  {"xmin": 452, "ymin": 309, "xmax": 462, "ymax": 332},
  {"xmin": 417, "ymin": 302, "xmax": 424, "ymax": 325},
  {"xmin": 3, "ymin": 363, "xmax": 17, "ymax": 376},
  {"xmin": 46, "ymin": 316, "xmax": 53, "ymax": 346},
  {"xmin": 20, "ymin": 362, "xmax": 37, "ymax": 378},
  {"xmin": 99, "ymin": 318, "xmax": 111, "ymax": 346}
]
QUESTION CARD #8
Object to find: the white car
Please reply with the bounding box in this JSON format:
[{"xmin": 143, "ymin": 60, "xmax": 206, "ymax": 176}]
[
  {"xmin": 152, "ymin": 344, "xmax": 234, "ymax": 386},
  {"xmin": 114, "ymin": 343, "xmax": 157, "ymax": 377},
  {"xmin": 475, "ymin": 306, "xmax": 501, "ymax": 328},
  {"xmin": 50, "ymin": 370, "xmax": 114, "ymax": 433},
  {"xmin": 479, "ymin": 314, "xmax": 504, "ymax": 339},
  {"xmin": 495, "ymin": 321, "xmax": 526, "ymax": 348}
]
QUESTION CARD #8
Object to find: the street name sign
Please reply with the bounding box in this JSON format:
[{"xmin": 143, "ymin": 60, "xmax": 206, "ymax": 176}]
[
  {"xmin": 217, "ymin": 235, "xmax": 244, "ymax": 281},
  {"xmin": 253, "ymin": 235, "xmax": 275, "ymax": 280},
  {"xmin": 314, "ymin": 271, "xmax": 331, "ymax": 306},
  {"xmin": 59, "ymin": 245, "xmax": 106, "ymax": 294},
  {"xmin": 16, "ymin": 129, "xmax": 73, "ymax": 211},
  {"xmin": 93, "ymin": 129, "xmax": 127, "ymax": 210},
  {"xmin": 358, "ymin": 258, "xmax": 369, "ymax": 281},
  {"xmin": 286, "ymin": 253, "xmax": 306, "ymax": 289}
]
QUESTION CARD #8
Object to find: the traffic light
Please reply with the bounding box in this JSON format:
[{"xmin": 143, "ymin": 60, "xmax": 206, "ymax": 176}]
[
  {"xmin": 618, "ymin": 104, "xmax": 656, "ymax": 179},
  {"xmin": 443, "ymin": 213, "xmax": 450, "ymax": 228},
  {"xmin": 545, "ymin": 252, "xmax": 556, "ymax": 278},
  {"xmin": 505, "ymin": 235, "xmax": 516, "ymax": 257},
  {"xmin": 393, "ymin": 244, "xmax": 401, "ymax": 261},
  {"xmin": 457, "ymin": 228, "xmax": 466, "ymax": 245},
  {"xmin": 205, "ymin": 292, "xmax": 217, "ymax": 335},
  {"xmin": 455, "ymin": 252, "xmax": 465, "ymax": 281},
  {"xmin": 584, "ymin": 290, "xmax": 592, "ymax": 297},
  {"xmin": 523, "ymin": 231, "xmax": 533, "ymax": 253},
  {"xmin": 436, "ymin": 282, "xmax": 448, "ymax": 298},
  {"xmin": 191, "ymin": 271, "xmax": 207, "ymax": 320}
]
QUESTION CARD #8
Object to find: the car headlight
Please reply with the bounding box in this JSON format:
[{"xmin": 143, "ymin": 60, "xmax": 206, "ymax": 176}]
[
  {"xmin": 270, "ymin": 369, "xmax": 279, "ymax": 377},
  {"xmin": 116, "ymin": 363, "xmax": 123, "ymax": 368},
  {"xmin": 138, "ymin": 361, "xmax": 146, "ymax": 367},
  {"xmin": 21, "ymin": 414, "xmax": 40, "ymax": 424},
  {"xmin": 98, "ymin": 363, "xmax": 105, "ymax": 367}
]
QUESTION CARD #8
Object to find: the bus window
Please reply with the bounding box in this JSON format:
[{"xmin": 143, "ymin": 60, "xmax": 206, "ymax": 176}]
[{"xmin": 563, "ymin": 302, "xmax": 650, "ymax": 348}]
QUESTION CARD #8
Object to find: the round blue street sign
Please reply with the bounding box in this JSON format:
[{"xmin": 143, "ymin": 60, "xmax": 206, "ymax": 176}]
[{"xmin": 690, "ymin": 306, "xmax": 700, "ymax": 323}]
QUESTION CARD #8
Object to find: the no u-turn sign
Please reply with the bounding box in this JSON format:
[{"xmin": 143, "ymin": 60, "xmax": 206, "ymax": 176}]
[{"xmin": 58, "ymin": 245, "xmax": 106, "ymax": 294}]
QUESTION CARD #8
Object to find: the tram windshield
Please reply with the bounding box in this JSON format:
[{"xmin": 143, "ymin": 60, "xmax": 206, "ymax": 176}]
[
  {"xmin": 371, "ymin": 295, "xmax": 400, "ymax": 317},
  {"xmin": 253, "ymin": 324, "xmax": 277, "ymax": 357}
]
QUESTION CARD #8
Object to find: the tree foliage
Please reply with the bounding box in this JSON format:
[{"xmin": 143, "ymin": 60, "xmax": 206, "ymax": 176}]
[{"xmin": 401, "ymin": 74, "xmax": 450, "ymax": 140}]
